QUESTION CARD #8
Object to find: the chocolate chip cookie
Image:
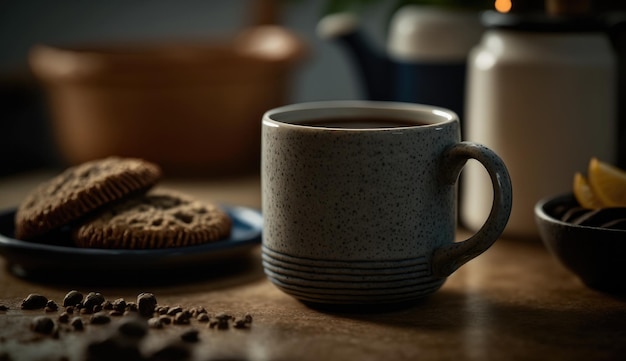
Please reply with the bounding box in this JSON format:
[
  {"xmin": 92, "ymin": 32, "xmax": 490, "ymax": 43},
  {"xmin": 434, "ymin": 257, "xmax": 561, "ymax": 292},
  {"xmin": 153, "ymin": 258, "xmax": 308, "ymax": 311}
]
[
  {"xmin": 72, "ymin": 189, "xmax": 231, "ymax": 249},
  {"xmin": 15, "ymin": 157, "xmax": 162, "ymax": 240}
]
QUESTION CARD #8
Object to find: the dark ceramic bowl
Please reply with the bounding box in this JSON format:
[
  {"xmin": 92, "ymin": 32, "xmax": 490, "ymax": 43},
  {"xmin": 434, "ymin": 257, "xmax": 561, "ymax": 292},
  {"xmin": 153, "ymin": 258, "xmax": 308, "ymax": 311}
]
[{"xmin": 535, "ymin": 193, "xmax": 626, "ymax": 294}]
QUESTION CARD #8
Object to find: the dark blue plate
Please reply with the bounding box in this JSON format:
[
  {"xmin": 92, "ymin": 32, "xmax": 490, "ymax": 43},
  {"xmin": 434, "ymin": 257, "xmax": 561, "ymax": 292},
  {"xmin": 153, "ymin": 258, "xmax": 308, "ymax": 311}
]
[{"xmin": 0, "ymin": 206, "xmax": 262, "ymax": 280}]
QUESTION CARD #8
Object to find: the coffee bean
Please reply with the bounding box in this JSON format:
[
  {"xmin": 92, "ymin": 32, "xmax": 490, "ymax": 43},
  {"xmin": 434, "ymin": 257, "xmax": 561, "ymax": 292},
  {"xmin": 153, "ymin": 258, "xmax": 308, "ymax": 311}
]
[
  {"xmin": 44, "ymin": 300, "xmax": 58, "ymax": 312},
  {"xmin": 243, "ymin": 313, "xmax": 253, "ymax": 324},
  {"xmin": 0, "ymin": 305, "xmax": 8, "ymax": 311},
  {"xmin": 214, "ymin": 312, "xmax": 232, "ymax": 321},
  {"xmin": 109, "ymin": 310, "xmax": 124, "ymax": 317},
  {"xmin": 101, "ymin": 300, "xmax": 113, "ymax": 310},
  {"xmin": 166, "ymin": 306, "xmax": 182, "ymax": 316},
  {"xmin": 148, "ymin": 317, "xmax": 163, "ymax": 329},
  {"xmin": 197, "ymin": 313, "xmax": 209, "ymax": 322},
  {"xmin": 158, "ymin": 315, "xmax": 172, "ymax": 325},
  {"xmin": 65, "ymin": 306, "xmax": 75, "ymax": 314},
  {"xmin": 31, "ymin": 316, "xmax": 55, "ymax": 334},
  {"xmin": 149, "ymin": 342, "xmax": 191, "ymax": 361},
  {"xmin": 83, "ymin": 292, "xmax": 105, "ymax": 312},
  {"xmin": 156, "ymin": 306, "xmax": 169, "ymax": 315},
  {"xmin": 173, "ymin": 312, "xmax": 190, "ymax": 325},
  {"xmin": 137, "ymin": 293, "xmax": 157, "ymax": 317},
  {"xmin": 112, "ymin": 298, "xmax": 126, "ymax": 313},
  {"xmin": 126, "ymin": 302, "xmax": 138, "ymax": 312},
  {"xmin": 58, "ymin": 312, "xmax": 70, "ymax": 323},
  {"xmin": 86, "ymin": 335, "xmax": 142, "ymax": 361},
  {"xmin": 209, "ymin": 318, "xmax": 229, "ymax": 330},
  {"xmin": 180, "ymin": 329, "xmax": 199, "ymax": 343},
  {"xmin": 21, "ymin": 294, "xmax": 48, "ymax": 310},
  {"xmin": 118, "ymin": 318, "xmax": 148, "ymax": 339},
  {"xmin": 90, "ymin": 312, "xmax": 111, "ymax": 325},
  {"xmin": 63, "ymin": 290, "xmax": 83, "ymax": 307},
  {"xmin": 217, "ymin": 320, "xmax": 229, "ymax": 330},
  {"xmin": 233, "ymin": 318, "xmax": 250, "ymax": 329},
  {"xmin": 71, "ymin": 317, "xmax": 84, "ymax": 331}
]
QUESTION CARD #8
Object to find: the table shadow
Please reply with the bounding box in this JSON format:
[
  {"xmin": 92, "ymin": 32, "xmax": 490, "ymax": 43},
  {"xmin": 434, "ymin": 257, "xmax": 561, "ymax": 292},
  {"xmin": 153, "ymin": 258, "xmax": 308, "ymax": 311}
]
[
  {"xmin": 4, "ymin": 251, "xmax": 266, "ymax": 291},
  {"xmin": 303, "ymin": 288, "xmax": 626, "ymax": 355}
]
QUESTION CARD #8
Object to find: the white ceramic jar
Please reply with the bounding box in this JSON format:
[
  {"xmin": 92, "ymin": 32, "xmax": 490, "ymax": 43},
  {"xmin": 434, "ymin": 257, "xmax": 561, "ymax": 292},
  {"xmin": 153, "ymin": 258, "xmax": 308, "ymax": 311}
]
[
  {"xmin": 387, "ymin": 5, "xmax": 483, "ymax": 121},
  {"xmin": 462, "ymin": 12, "xmax": 617, "ymax": 239}
]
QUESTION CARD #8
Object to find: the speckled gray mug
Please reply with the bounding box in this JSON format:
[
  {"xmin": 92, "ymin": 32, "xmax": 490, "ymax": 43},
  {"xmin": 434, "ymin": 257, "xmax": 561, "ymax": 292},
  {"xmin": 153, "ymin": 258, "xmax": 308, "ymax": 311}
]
[{"xmin": 261, "ymin": 101, "xmax": 512, "ymax": 305}]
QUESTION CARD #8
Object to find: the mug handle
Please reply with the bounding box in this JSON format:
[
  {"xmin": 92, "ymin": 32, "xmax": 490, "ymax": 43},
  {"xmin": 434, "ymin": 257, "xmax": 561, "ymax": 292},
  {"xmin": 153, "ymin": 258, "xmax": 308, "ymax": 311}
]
[{"xmin": 431, "ymin": 141, "xmax": 513, "ymax": 278}]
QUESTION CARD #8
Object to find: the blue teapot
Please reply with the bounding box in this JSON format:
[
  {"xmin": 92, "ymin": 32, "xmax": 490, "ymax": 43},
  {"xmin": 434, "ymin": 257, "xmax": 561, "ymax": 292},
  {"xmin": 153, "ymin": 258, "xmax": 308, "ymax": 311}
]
[{"xmin": 317, "ymin": 5, "xmax": 483, "ymax": 118}]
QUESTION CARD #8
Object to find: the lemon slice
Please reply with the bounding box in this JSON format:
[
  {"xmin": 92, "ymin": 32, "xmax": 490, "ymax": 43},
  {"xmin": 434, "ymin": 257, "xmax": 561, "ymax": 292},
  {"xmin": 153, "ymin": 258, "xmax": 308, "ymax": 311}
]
[
  {"xmin": 587, "ymin": 157, "xmax": 626, "ymax": 207},
  {"xmin": 573, "ymin": 172, "xmax": 605, "ymax": 209}
]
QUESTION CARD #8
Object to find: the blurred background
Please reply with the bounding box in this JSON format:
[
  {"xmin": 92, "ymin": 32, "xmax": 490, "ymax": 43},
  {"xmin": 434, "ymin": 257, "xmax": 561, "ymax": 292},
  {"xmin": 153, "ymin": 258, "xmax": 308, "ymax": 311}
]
[
  {"xmin": 0, "ymin": 0, "xmax": 625, "ymax": 178},
  {"xmin": 0, "ymin": 0, "xmax": 391, "ymax": 176}
]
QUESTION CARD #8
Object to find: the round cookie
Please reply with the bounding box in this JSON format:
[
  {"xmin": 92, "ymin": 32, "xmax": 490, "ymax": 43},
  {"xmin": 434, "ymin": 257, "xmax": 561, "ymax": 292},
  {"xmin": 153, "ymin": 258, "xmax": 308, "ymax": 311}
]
[
  {"xmin": 15, "ymin": 157, "xmax": 162, "ymax": 240},
  {"xmin": 72, "ymin": 189, "xmax": 232, "ymax": 249}
]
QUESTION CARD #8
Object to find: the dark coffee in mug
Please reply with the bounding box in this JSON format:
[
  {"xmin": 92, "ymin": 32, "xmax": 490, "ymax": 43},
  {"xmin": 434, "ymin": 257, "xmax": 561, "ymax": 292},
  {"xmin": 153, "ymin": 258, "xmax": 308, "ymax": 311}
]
[{"xmin": 298, "ymin": 118, "xmax": 426, "ymax": 129}]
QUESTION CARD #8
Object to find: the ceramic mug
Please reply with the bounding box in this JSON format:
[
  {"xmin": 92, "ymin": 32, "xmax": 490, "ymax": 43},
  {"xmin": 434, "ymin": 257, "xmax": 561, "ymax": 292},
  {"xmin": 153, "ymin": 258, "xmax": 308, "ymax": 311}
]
[{"xmin": 261, "ymin": 101, "xmax": 512, "ymax": 305}]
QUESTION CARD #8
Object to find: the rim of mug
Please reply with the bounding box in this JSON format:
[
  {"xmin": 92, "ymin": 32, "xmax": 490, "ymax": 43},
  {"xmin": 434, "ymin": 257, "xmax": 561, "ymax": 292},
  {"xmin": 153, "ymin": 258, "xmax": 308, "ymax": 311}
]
[{"xmin": 262, "ymin": 100, "xmax": 458, "ymax": 131}]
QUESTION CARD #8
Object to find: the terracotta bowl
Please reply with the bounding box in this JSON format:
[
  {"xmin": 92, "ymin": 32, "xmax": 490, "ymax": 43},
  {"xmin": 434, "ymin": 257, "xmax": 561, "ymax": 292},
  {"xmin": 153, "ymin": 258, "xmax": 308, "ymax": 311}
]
[
  {"xmin": 535, "ymin": 193, "xmax": 626, "ymax": 294},
  {"xmin": 29, "ymin": 26, "xmax": 306, "ymax": 176}
]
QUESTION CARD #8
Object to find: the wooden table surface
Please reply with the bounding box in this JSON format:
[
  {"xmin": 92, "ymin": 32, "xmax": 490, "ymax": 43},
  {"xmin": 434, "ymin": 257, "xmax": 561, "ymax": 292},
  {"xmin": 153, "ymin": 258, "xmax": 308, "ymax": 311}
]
[{"xmin": 1, "ymin": 171, "xmax": 625, "ymax": 361}]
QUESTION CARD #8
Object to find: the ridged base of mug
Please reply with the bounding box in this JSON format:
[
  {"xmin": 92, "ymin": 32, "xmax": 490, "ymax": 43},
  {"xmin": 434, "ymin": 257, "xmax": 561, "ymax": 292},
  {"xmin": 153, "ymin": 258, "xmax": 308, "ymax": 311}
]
[{"xmin": 262, "ymin": 246, "xmax": 445, "ymax": 304}]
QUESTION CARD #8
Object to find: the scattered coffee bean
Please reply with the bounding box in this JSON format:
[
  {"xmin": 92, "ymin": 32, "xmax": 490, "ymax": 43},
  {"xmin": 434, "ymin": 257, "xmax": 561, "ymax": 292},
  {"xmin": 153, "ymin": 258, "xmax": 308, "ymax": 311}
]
[
  {"xmin": 90, "ymin": 312, "xmax": 111, "ymax": 325},
  {"xmin": 180, "ymin": 329, "xmax": 199, "ymax": 343},
  {"xmin": 233, "ymin": 318, "xmax": 251, "ymax": 329},
  {"xmin": 31, "ymin": 316, "xmax": 55, "ymax": 334},
  {"xmin": 166, "ymin": 306, "xmax": 182, "ymax": 316},
  {"xmin": 118, "ymin": 318, "xmax": 148, "ymax": 339},
  {"xmin": 173, "ymin": 312, "xmax": 191, "ymax": 325},
  {"xmin": 209, "ymin": 317, "xmax": 229, "ymax": 330},
  {"xmin": 71, "ymin": 317, "xmax": 84, "ymax": 331},
  {"xmin": 112, "ymin": 298, "xmax": 126, "ymax": 313},
  {"xmin": 137, "ymin": 292, "xmax": 157, "ymax": 317},
  {"xmin": 58, "ymin": 312, "xmax": 70, "ymax": 323},
  {"xmin": 83, "ymin": 292, "xmax": 105, "ymax": 313},
  {"xmin": 0, "ymin": 305, "xmax": 8, "ymax": 311},
  {"xmin": 215, "ymin": 312, "xmax": 232, "ymax": 321},
  {"xmin": 86, "ymin": 335, "xmax": 142, "ymax": 361},
  {"xmin": 148, "ymin": 317, "xmax": 163, "ymax": 329},
  {"xmin": 158, "ymin": 315, "xmax": 172, "ymax": 325},
  {"xmin": 21, "ymin": 294, "xmax": 48, "ymax": 310},
  {"xmin": 63, "ymin": 290, "xmax": 83, "ymax": 307},
  {"xmin": 101, "ymin": 300, "xmax": 113, "ymax": 310},
  {"xmin": 21, "ymin": 290, "xmax": 257, "ymax": 343},
  {"xmin": 149, "ymin": 342, "xmax": 191, "ymax": 361},
  {"xmin": 244, "ymin": 313, "xmax": 253, "ymax": 324},
  {"xmin": 126, "ymin": 302, "xmax": 138, "ymax": 312},
  {"xmin": 45, "ymin": 300, "xmax": 59, "ymax": 312}
]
